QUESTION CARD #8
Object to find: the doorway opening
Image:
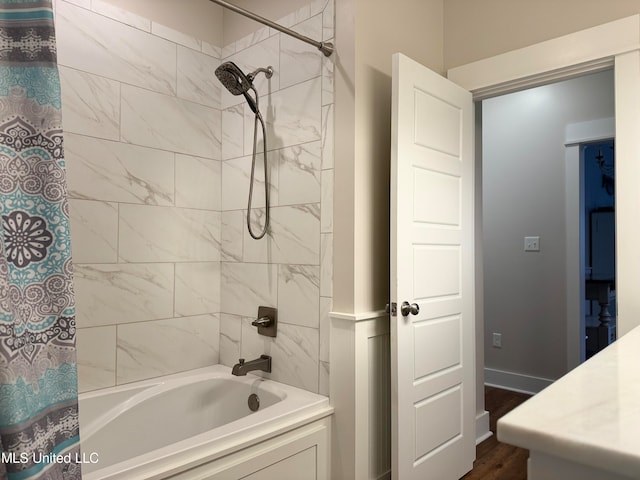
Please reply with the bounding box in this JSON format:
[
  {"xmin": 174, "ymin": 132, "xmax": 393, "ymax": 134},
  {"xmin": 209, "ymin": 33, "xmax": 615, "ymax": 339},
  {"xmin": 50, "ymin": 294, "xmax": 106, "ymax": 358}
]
[
  {"xmin": 582, "ymin": 140, "xmax": 616, "ymax": 359},
  {"xmin": 480, "ymin": 69, "xmax": 615, "ymax": 394},
  {"xmin": 446, "ymin": 12, "xmax": 639, "ymax": 451}
]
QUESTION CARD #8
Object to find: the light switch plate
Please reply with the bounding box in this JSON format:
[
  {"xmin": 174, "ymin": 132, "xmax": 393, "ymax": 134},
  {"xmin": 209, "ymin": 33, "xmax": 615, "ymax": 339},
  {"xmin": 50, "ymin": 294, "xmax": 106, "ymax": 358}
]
[{"xmin": 524, "ymin": 236, "xmax": 540, "ymax": 252}]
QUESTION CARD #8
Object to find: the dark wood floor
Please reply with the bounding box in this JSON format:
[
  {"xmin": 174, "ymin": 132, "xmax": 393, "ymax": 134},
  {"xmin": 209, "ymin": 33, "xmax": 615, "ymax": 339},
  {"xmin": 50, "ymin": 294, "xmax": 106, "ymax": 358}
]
[{"xmin": 461, "ymin": 387, "xmax": 532, "ymax": 480}]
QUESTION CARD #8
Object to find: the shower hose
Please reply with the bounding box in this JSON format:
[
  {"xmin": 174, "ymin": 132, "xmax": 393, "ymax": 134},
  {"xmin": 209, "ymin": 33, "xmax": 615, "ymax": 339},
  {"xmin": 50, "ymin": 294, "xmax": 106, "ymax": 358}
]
[{"xmin": 247, "ymin": 93, "xmax": 269, "ymax": 240}]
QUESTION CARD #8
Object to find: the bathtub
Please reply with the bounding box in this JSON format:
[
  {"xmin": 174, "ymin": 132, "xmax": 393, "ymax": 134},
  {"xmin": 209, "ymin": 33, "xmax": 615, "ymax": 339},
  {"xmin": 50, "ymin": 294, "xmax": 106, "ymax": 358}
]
[{"xmin": 79, "ymin": 365, "xmax": 333, "ymax": 480}]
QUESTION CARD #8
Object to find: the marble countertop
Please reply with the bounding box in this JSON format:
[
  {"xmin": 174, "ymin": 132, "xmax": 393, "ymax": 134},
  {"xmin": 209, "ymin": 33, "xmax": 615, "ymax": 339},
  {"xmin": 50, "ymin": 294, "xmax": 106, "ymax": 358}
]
[{"xmin": 497, "ymin": 325, "xmax": 640, "ymax": 478}]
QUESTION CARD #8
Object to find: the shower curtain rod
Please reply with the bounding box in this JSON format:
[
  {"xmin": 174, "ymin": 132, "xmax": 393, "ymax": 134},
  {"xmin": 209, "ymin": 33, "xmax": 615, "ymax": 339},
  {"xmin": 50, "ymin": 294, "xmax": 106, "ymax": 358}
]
[{"xmin": 209, "ymin": 0, "xmax": 334, "ymax": 57}]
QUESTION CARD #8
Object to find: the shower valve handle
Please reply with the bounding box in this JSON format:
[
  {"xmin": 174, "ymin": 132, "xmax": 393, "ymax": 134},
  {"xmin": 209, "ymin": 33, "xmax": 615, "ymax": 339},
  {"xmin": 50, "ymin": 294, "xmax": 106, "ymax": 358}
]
[
  {"xmin": 253, "ymin": 306, "xmax": 278, "ymax": 337},
  {"xmin": 252, "ymin": 316, "xmax": 272, "ymax": 327}
]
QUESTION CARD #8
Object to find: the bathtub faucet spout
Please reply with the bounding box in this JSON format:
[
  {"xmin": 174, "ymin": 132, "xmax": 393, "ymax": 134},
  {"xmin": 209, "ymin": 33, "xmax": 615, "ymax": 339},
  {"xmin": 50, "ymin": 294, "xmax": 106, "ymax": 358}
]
[{"xmin": 232, "ymin": 355, "xmax": 272, "ymax": 376}]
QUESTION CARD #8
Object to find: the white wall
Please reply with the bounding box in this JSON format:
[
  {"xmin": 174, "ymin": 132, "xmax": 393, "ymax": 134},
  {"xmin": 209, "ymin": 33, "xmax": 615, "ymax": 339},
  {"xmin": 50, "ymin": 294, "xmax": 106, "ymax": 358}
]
[
  {"xmin": 217, "ymin": 0, "xmax": 334, "ymax": 395},
  {"xmin": 55, "ymin": 0, "xmax": 223, "ymax": 392},
  {"xmin": 97, "ymin": 0, "xmax": 223, "ymax": 47},
  {"xmin": 444, "ymin": 0, "xmax": 640, "ymax": 70},
  {"xmin": 333, "ymin": 0, "xmax": 444, "ymax": 315},
  {"xmin": 330, "ymin": 1, "xmax": 444, "ymax": 477},
  {"xmin": 57, "ymin": 0, "xmax": 335, "ymax": 396},
  {"xmin": 482, "ymin": 70, "xmax": 615, "ymax": 384},
  {"xmin": 221, "ymin": 0, "xmax": 317, "ymax": 45}
]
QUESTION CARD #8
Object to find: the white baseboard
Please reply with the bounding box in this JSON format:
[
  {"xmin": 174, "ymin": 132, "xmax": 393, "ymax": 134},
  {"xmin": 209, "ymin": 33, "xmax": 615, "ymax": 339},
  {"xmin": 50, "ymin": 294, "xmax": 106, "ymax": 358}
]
[
  {"xmin": 476, "ymin": 410, "xmax": 492, "ymax": 445},
  {"xmin": 485, "ymin": 367, "xmax": 555, "ymax": 395}
]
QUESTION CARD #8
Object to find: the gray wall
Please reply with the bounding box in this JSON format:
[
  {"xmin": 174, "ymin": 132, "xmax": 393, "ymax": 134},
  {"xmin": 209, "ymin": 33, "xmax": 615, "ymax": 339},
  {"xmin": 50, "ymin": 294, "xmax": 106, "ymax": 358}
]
[{"xmin": 482, "ymin": 70, "xmax": 614, "ymax": 382}]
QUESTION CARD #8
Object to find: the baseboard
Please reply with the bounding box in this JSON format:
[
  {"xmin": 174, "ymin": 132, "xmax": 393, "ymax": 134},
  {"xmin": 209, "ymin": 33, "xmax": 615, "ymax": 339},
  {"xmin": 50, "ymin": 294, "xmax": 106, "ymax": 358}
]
[
  {"xmin": 485, "ymin": 367, "xmax": 555, "ymax": 395},
  {"xmin": 476, "ymin": 410, "xmax": 492, "ymax": 445}
]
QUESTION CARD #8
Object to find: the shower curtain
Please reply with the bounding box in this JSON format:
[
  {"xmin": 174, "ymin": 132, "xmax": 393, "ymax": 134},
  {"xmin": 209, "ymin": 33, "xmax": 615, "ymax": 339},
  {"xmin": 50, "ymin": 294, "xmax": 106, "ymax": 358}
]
[{"xmin": 0, "ymin": 1, "xmax": 81, "ymax": 479}]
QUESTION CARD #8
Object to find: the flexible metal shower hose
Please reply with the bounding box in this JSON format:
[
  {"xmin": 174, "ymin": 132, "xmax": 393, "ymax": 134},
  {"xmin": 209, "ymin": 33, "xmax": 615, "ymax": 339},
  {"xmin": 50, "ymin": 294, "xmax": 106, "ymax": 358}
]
[{"xmin": 246, "ymin": 88, "xmax": 269, "ymax": 240}]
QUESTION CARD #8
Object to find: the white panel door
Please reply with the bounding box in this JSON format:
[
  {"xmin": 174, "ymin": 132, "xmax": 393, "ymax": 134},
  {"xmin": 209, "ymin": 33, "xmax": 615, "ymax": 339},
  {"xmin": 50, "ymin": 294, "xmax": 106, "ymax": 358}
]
[{"xmin": 390, "ymin": 53, "xmax": 475, "ymax": 480}]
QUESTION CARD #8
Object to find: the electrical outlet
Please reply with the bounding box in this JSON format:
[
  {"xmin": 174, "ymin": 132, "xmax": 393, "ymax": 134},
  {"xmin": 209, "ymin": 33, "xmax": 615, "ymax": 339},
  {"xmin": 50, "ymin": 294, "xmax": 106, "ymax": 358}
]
[
  {"xmin": 492, "ymin": 332, "xmax": 502, "ymax": 348},
  {"xmin": 524, "ymin": 236, "xmax": 540, "ymax": 252}
]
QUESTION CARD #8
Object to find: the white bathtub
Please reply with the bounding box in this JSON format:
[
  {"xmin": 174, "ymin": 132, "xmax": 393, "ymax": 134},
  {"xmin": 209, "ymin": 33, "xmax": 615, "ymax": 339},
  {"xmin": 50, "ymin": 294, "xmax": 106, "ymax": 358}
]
[{"xmin": 79, "ymin": 365, "xmax": 333, "ymax": 480}]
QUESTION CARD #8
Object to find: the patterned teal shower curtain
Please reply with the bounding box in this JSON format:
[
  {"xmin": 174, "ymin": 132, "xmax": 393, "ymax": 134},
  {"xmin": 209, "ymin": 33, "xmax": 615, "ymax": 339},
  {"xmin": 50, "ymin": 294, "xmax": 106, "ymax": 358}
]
[{"xmin": 0, "ymin": 1, "xmax": 81, "ymax": 479}]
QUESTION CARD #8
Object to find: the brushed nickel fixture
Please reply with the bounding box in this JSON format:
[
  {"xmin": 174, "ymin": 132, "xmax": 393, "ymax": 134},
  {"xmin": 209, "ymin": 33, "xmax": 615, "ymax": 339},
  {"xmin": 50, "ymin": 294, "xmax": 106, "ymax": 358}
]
[
  {"xmin": 248, "ymin": 393, "xmax": 260, "ymax": 412},
  {"xmin": 232, "ymin": 355, "xmax": 272, "ymax": 376},
  {"xmin": 215, "ymin": 61, "xmax": 273, "ymax": 240},
  {"xmin": 252, "ymin": 306, "xmax": 277, "ymax": 337},
  {"xmin": 208, "ymin": 0, "xmax": 334, "ymax": 57}
]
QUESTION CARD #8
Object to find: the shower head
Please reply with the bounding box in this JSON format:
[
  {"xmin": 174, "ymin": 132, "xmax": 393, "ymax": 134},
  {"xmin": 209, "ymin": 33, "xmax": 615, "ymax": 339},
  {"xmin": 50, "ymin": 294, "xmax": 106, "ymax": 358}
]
[
  {"xmin": 215, "ymin": 61, "xmax": 274, "ymax": 241},
  {"xmin": 215, "ymin": 62, "xmax": 274, "ymax": 114},
  {"xmin": 215, "ymin": 61, "xmax": 252, "ymax": 96}
]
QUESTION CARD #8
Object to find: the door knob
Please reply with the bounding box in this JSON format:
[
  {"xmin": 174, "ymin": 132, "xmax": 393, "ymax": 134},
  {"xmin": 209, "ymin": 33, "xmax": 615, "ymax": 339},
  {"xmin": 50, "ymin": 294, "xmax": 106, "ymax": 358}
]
[{"xmin": 401, "ymin": 301, "xmax": 419, "ymax": 316}]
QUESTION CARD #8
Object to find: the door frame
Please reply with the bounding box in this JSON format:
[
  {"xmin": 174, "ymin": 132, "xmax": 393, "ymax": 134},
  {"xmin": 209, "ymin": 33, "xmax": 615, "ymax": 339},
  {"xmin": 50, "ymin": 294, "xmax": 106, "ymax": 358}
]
[
  {"xmin": 448, "ymin": 13, "xmax": 640, "ymax": 339},
  {"xmin": 448, "ymin": 14, "xmax": 640, "ymax": 442}
]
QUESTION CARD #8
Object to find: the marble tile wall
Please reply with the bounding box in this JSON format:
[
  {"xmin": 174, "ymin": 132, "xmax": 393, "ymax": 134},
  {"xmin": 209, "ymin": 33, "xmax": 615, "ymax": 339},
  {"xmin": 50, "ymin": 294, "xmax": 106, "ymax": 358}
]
[
  {"xmin": 218, "ymin": 0, "xmax": 334, "ymax": 395},
  {"xmin": 55, "ymin": 0, "xmax": 334, "ymax": 396},
  {"xmin": 54, "ymin": 0, "xmax": 222, "ymax": 392}
]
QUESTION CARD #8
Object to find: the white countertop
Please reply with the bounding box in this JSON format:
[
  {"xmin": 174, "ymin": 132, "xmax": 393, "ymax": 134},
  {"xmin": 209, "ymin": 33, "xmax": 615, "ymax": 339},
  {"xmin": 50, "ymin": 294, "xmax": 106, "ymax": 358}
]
[{"xmin": 498, "ymin": 325, "xmax": 640, "ymax": 479}]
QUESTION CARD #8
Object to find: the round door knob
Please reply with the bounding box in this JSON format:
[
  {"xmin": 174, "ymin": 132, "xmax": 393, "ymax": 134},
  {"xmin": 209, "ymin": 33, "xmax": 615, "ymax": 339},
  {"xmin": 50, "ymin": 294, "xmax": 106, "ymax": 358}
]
[{"xmin": 401, "ymin": 301, "xmax": 420, "ymax": 316}]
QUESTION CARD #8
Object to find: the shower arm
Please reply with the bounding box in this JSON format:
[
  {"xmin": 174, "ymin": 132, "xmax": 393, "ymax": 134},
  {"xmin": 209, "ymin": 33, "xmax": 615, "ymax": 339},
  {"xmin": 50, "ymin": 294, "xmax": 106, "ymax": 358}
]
[
  {"xmin": 208, "ymin": 0, "xmax": 334, "ymax": 57},
  {"xmin": 247, "ymin": 66, "xmax": 273, "ymax": 82}
]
